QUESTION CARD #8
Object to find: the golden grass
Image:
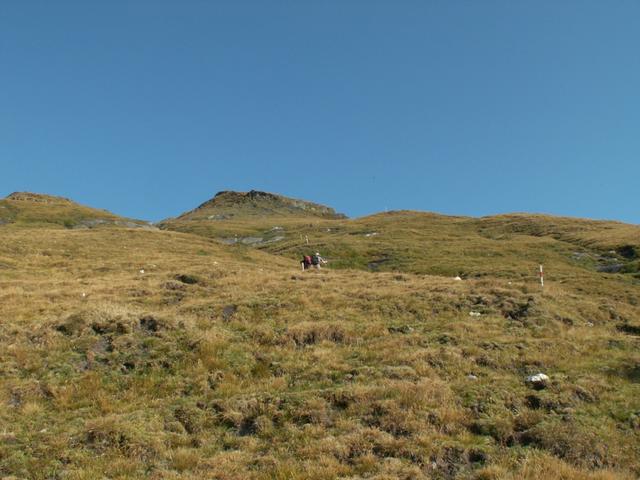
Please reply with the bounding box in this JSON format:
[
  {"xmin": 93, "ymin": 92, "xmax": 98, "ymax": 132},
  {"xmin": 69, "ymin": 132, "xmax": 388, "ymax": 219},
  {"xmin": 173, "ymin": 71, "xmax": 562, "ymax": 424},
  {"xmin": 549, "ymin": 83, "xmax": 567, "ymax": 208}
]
[
  {"xmin": 161, "ymin": 209, "xmax": 640, "ymax": 288},
  {"xmin": 0, "ymin": 223, "xmax": 638, "ymax": 479},
  {"xmin": 0, "ymin": 192, "xmax": 147, "ymax": 228}
]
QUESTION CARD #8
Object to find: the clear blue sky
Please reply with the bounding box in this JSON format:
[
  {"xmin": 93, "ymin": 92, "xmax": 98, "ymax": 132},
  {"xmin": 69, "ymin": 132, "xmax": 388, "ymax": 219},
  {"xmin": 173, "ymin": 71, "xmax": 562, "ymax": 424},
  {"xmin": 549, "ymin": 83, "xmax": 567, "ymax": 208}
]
[{"xmin": 2, "ymin": 1, "xmax": 639, "ymax": 223}]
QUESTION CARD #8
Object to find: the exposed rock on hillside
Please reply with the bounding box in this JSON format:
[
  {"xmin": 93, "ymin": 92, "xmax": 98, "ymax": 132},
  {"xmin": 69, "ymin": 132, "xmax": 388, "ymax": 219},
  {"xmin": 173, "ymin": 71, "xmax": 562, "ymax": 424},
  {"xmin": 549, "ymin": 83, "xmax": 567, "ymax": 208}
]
[{"xmin": 165, "ymin": 190, "xmax": 347, "ymax": 222}]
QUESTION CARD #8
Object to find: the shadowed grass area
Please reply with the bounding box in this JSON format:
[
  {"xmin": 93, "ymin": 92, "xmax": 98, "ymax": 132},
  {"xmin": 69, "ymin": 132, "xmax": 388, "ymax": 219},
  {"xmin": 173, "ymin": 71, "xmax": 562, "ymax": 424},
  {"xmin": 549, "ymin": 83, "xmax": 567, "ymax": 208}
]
[{"xmin": 0, "ymin": 221, "xmax": 639, "ymax": 479}]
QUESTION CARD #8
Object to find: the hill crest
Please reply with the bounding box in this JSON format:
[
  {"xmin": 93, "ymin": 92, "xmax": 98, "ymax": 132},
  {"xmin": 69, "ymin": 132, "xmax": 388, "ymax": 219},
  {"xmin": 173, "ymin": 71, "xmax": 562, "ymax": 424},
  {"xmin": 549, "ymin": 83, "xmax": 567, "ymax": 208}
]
[
  {"xmin": 6, "ymin": 191, "xmax": 75, "ymax": 204},
  {"xmin": 171, "ymin": 190, "xmax": 347, "ymax": 221},
  {"xmin": 0, "ymin": 191, "xmax": 150, "ymax": 229}
]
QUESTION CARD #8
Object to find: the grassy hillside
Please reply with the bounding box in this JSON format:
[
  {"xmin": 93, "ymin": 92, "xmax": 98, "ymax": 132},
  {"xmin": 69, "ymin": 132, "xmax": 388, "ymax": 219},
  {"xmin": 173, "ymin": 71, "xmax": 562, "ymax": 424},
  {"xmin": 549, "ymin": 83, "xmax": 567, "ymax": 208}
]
[
  {"xmin": 162, "ymin": 205, "xmax": 640, "ymax": 282},
  {"xmin": 0, "ymin": 192, "xmax": 150, "ymax": 229},
  {"xmin": 0, "ymin": 220, "xmax": 639, "ymax": 479},
  {"xmin": 475, "ymin": 213, "xmax": 640, "ymax": 256}
]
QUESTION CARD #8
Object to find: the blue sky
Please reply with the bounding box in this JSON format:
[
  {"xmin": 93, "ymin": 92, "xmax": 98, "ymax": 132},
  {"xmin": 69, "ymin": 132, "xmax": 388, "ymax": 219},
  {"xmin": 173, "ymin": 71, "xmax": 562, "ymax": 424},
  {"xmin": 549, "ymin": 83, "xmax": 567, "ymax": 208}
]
[{"xmin": 1, "ymin": 1, "xmax": 639, "ymax": 223}]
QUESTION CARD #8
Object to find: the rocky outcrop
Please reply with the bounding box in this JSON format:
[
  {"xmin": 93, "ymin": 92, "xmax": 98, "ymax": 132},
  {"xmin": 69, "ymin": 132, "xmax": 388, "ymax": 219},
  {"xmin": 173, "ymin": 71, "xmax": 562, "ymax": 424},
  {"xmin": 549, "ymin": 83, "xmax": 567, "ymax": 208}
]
[{"xmin": 173, "ymin": 190, "xmax": 347, "ymax": 221}]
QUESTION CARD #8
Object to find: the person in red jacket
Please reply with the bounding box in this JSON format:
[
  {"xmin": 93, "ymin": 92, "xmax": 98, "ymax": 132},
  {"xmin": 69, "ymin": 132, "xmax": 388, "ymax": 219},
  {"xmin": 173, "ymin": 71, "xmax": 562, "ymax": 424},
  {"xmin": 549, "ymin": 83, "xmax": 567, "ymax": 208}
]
[{"xmin": 301, "ymin": 255, "xmax": 313, "ymax": 270}]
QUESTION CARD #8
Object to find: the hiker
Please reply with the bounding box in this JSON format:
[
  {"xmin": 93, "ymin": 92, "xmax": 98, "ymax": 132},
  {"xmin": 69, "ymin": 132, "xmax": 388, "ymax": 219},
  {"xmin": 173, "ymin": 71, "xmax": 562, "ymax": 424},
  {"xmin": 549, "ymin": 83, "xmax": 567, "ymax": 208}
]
[
  {"xmin": 301, "ymin": 254, "xmax": 313, "ymax": 271},
  {"xmin": 311, "ymin": 252, "xmax": 327, "ymax": 270}
]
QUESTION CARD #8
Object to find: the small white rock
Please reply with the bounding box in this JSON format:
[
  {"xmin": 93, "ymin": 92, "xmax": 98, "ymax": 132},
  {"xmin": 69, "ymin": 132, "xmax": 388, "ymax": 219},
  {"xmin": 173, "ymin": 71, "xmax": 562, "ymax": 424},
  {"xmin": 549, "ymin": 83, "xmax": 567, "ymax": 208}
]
[
  {"xmin": 454, "ymin": 276, "xmax": 462, "ymax": 281},
  {"xmin": 526, "ymin": 373, "xmax": 549, "ymax": 384},
  {"xmin": 139, "ymin": 269, "xmax": 145, "ymax": 274},
  {"xmin": 469, "ymin": 311, "xmax": 481, "ymax": 317},
  {"xmin": 467, "ymin": 374, "xmax": 478, "ymax": 381}
]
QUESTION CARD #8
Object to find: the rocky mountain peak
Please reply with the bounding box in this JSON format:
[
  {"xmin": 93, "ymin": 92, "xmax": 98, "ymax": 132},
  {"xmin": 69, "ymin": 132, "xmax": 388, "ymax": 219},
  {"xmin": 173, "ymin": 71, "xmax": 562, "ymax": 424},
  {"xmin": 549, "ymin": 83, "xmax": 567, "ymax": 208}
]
[{"xmin": 175, "ymin": 190, "xmax": 347, "ymax": 220}]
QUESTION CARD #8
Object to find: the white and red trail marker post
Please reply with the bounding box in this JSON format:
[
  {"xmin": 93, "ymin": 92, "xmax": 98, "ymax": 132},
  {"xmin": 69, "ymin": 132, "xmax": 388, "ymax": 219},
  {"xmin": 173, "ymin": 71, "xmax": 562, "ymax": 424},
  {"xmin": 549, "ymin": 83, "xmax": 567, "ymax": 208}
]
[{"xmin": 539, "ymin": 264, "xmax": 544, "ymax": 288}]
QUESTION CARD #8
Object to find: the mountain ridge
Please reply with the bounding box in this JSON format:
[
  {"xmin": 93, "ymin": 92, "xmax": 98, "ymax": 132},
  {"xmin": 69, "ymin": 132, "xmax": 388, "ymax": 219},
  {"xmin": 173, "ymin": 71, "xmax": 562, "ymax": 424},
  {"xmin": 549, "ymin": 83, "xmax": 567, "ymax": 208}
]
[
  {"xmin": 2, "ymin": 189, "xmax": 638, "ymax": 275},
  {"xmin": 5, "ymin": 189, "xmax": 640, "ymax": 227}
]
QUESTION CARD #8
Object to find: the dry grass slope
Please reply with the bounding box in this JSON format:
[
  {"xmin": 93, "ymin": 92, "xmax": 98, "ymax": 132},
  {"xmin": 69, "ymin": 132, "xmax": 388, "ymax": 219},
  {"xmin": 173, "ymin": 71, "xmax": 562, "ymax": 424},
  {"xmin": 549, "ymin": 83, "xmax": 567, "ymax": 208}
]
[
  {"xmin": 0, "ymin": 219, "xmax": 639, "ymax": 479},
  {"xmin": 162, "ymin": 209, "xmax": 640, "ymax": 282}
]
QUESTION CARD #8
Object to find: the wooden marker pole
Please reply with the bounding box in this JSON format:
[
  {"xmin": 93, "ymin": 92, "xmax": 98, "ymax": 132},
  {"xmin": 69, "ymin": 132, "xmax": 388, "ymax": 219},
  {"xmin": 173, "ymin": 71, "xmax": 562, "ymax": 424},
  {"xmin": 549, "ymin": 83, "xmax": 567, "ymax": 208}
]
[{"xmin": 539, "ymin": 264, "xmax": 544, "ymax": 288}]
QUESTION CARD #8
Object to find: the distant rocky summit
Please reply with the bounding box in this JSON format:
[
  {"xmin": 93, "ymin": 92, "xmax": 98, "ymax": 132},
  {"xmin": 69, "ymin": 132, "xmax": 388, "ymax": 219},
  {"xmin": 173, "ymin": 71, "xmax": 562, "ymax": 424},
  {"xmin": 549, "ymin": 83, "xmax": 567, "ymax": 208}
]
[{"xmin": 166, "ymin": 190, "xmax": 347, "ymax": 222}]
